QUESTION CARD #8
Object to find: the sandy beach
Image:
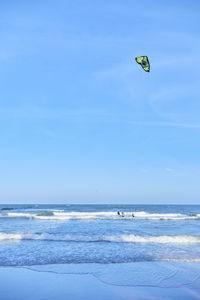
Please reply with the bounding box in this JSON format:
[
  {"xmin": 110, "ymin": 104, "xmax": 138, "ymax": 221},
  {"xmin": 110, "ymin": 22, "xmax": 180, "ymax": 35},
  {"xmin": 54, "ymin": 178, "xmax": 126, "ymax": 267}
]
[{"xmin": 1, "ymin": 263, "xmax": 200, "ymax": 300}]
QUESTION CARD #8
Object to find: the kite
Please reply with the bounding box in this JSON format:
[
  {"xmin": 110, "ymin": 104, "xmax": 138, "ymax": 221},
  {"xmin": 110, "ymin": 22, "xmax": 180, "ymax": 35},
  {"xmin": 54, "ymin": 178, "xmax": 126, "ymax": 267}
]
[{"xmin": 135, "ymin": 56, "xmax": 150, "ymax": 72}]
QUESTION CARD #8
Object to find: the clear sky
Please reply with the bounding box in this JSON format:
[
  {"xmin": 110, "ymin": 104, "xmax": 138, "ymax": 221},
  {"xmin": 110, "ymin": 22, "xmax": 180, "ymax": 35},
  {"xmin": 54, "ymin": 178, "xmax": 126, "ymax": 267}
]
[{"xmin": 1, "ymin": 0, "xmax": 200, "ymax": 204}]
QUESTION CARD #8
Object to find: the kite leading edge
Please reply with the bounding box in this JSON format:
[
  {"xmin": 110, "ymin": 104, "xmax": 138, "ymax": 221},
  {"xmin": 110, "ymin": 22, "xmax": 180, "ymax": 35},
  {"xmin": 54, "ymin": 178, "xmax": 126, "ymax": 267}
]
[{"xmin": 135, "ymin": 56, "xmax": 150, "ymax": 72}]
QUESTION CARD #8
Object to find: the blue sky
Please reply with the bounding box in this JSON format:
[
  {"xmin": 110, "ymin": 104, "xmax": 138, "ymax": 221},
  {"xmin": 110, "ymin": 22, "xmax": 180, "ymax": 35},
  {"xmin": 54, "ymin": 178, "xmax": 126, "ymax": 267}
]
[{"xmin": 0, "ymin": 0, "xmax": 200, "ymax": 204}]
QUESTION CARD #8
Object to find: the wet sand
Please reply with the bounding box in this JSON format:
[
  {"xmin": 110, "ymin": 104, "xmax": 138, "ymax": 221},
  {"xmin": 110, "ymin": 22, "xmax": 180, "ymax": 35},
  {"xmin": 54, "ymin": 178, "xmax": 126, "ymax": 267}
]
[{"xmin": 0, "ymin": 264, "xmax": 200, "ymax": 300}]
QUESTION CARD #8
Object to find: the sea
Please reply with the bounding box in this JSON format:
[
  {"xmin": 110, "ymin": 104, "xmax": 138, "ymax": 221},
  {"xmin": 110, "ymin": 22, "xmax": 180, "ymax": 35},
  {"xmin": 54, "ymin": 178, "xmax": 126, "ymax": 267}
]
[{"xmin": 1, "ymin": 204, "xmax": 200, "ymax": 288}]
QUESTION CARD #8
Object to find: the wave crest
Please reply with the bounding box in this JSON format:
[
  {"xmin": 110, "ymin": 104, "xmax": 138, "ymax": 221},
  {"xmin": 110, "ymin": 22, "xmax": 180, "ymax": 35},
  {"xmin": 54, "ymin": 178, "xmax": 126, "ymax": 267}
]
[
  {"xmin": 1, "ymin": 210, "xmax": 200, "ymax": 221},
  {"xmin": 1, "ymin": 232, "xmax": 200, "ymax": 244}
]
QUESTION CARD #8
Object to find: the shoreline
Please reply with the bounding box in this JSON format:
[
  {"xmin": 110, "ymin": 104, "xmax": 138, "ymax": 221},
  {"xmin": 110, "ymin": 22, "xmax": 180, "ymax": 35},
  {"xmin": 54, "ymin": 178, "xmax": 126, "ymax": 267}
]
[{"xmin": 0, "ymin": 262, "xmax": 200, "ymax": 300}]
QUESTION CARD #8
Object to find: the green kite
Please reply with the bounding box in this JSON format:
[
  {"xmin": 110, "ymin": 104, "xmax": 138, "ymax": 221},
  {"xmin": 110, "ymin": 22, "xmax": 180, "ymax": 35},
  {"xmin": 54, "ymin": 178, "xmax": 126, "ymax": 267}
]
[{"xmin": 135, "ymin": 56, "xmax": 150, "ymax": 72}]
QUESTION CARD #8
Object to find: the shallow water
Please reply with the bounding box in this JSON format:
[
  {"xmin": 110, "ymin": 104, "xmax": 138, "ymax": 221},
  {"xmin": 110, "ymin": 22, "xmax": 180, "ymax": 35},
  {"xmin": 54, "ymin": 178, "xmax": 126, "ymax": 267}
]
[
  {"xmin": 0, "ymin": 204, "xmax": 200, "ymax": 288},
  {"xmin": 0, "ymin": 204, "xmax": 200, "ymax": 266}
]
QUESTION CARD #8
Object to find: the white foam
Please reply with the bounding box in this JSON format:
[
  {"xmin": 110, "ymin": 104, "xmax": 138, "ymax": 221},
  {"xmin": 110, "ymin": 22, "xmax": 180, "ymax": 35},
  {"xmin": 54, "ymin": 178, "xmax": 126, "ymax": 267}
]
[
  {"xmin": 1, "ymin": 232, "xmax": 200, "ymax": 244},
  {"xmin": 0, "ymin": 232, "xmax": 39, "ymax": 241},
  {"xmin": 6, "ymin": 212, "xmax": 34, "ymax": 218},
  {"xmin": 106, "ymin": 234, "xmax": 200, "ymax": 244},
  {"xmin": 161, "ymin": 258, "xmax": 200, "ymax": 262},
  {"xmin": 1, "ymin": 211, "xmax": 199, "ymax": 221}
]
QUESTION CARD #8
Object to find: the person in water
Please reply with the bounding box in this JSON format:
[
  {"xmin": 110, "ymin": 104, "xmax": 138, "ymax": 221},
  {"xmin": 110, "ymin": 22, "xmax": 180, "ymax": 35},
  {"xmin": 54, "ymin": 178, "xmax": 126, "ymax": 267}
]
[
  {"xmin": 132, "ymin": 213, "xmax": 135, "ymax": 218},
  {"xmin": 117, "ymin": 211, "xmax": 125, "ymax": 217}
]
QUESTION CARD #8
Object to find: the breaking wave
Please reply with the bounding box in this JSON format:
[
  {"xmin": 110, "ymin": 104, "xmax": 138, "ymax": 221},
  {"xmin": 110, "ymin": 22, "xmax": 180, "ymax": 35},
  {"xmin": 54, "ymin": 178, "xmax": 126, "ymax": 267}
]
[
  {"xmin": 1, "ymin": 211, "xmax": 200, "ymax": 221},
  {"xmin": 1, "ymin": 232, "xmax": 200, "ymax": 244}
]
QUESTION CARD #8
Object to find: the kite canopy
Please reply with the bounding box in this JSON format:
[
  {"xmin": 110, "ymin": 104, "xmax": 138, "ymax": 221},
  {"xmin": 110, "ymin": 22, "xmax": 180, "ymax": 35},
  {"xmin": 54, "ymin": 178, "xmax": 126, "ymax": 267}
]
[{"xmin": 135, "ymin": 56, "xmax": 150, "ymax": 72}]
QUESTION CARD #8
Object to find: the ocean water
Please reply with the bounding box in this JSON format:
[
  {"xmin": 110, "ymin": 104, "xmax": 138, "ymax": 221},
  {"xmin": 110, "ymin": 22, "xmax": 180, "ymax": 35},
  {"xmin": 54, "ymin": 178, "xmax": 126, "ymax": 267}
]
[{"xmin": 1, "ymin": 204, "xmax": 200, "ymax": 288}]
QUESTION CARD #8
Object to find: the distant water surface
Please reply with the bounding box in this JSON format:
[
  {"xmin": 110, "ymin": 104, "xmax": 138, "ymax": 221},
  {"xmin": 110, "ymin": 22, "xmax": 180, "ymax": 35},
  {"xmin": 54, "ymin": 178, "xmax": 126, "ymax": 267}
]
[{"xmin": 1, "ymin": 204, "xmax": 200, "ymax": 266}]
